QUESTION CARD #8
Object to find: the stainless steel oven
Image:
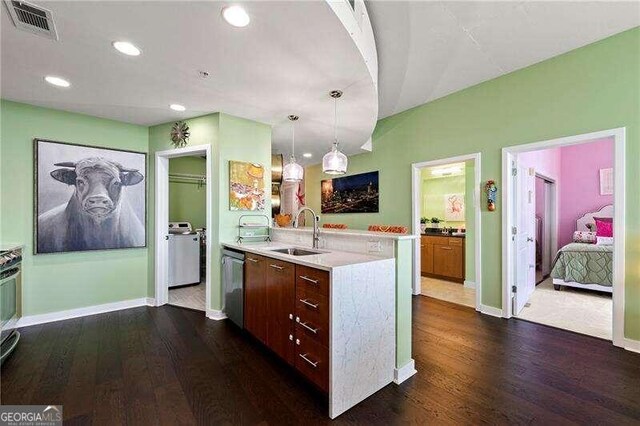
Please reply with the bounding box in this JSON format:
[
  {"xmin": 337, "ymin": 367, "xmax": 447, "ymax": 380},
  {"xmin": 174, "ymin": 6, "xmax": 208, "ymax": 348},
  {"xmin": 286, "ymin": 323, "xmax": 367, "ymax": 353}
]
[{"xmin": 0, "ymin": 247, "xmax": 22, "ymax": 364}]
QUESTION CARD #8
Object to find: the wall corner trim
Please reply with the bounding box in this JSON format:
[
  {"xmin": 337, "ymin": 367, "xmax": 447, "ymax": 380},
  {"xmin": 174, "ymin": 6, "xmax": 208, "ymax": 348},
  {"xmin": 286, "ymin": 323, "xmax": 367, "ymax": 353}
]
[
  {"xmin": 463, "ymin": 280, "xmax": 476, "ymax": 289},
  {"xmin": 393, "ymin": 359, "xmax": 417, "ymax": 384},
  {"xmin": 207, "ymin": 309, "xmax": 227, "ymax": 321},
  {"xmin": 17, "ymin": 297, "xmax": 150, "ymax": 328},
  {"xmin": 624, "ymin": 338, "xmax": 640, "ymax": 354},
  {"xmin": 146, "ymin": 298, "xmax": 157, "ymax": 307},
  {"xmin": 479, "ymin": 304, "xmax": 504, "ymax": 318}
]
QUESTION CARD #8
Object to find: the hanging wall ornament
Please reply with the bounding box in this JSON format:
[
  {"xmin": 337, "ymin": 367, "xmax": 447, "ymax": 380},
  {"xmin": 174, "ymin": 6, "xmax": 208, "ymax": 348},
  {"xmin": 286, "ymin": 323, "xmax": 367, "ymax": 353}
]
[{"xmin": 170, "ymin": 121, "xmax": 190, "ymax": 148}]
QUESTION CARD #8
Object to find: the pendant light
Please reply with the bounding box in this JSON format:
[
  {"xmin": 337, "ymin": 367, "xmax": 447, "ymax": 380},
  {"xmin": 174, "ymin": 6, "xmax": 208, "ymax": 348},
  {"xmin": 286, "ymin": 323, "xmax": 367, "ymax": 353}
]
[
  {"xmin": 282, "ymin": 114, "xmax": 304, "ymax": 182},
  {"xmin": 322, "ymin": 90, "xmax": 348, "ymax": 175}
]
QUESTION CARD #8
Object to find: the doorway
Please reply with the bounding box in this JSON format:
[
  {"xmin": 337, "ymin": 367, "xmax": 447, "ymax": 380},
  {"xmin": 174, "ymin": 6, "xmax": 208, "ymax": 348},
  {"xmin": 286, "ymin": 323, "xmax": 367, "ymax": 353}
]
[
  {"xmin": 535, "ymin": 175, "xmax": 556, "ymax": 285},
  {"xmin": 166, "ymin": 155, "xmax": 207, "ymax": 311},
  {"xmin": 502, "ymin": 128, "xmax": 625, "ymax": 346},
  {"xmin": 155, "ymin": 144, "xmax": 212, "ymax": 317},
  {"xmin": 411, "ymin": 153, "xmax": 482, "ymax": 311}
]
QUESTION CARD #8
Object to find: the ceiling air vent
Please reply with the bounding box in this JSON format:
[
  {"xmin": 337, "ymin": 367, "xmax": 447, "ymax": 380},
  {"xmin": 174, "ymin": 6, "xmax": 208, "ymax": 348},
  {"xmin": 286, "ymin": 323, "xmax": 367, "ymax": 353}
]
[{"xmin": 4, "ymin": 0, "xmax": 58, "ymax": 40}]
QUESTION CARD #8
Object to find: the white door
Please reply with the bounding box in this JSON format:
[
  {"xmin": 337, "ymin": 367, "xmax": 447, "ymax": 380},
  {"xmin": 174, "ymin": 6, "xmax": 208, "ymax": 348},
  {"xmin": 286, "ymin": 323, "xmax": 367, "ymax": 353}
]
[{"xmin": 513, "ymin": 162, "xmax": 536, "ymax": 314}]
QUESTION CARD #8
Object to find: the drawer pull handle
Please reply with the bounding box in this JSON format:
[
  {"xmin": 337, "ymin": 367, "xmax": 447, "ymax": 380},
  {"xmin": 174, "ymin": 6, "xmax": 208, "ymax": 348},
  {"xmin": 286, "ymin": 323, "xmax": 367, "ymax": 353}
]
[
  {"xmin": 300, "ymin": 299, "xmax": 319, "ymax": 309},
  {"xmin": 440, "ymin": 247, "xmax": 452, "ymax": 250},
  {"xmin": 296, "ymin": 317, "xmax": 318, "ymax": 334},
  {"xmin": 299, "ymin": 353, "xmax": 318, "ymax": 368},
  {"xmin": 300, "ymin": 275, "xmax": 319, "ymax": 284},
  {"xmin": 270, "ymin": 264, "xmax": 284, "ymax": 270},
  {"xmin": 246, "ymin": 258, "xmax": 259, "ymax": 263}
]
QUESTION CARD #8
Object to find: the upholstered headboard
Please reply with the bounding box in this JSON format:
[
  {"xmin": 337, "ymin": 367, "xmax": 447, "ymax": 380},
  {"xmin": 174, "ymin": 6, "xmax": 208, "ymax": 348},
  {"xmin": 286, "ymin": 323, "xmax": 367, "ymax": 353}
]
[{"xmin": 576, "ymin": 205, "xmax": 614, "ymax": 232}]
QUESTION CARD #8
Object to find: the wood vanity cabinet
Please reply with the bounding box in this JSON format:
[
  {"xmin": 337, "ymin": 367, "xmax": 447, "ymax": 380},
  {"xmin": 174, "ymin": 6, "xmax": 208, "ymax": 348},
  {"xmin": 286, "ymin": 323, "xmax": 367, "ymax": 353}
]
[
  {"xmin": 244, "ymin": 257, "xmax": 330, "ymax": 393},
  {"xmin": 421, "ymin": 236, "xmax": 465, "ymax": 282}
]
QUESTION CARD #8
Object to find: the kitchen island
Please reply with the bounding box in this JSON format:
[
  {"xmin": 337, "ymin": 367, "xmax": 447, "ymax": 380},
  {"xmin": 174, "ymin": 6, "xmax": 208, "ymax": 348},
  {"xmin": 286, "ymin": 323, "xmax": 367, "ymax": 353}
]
[{"xmin": 222, "ymin": 240, "xmax": 395, "ymax": 419}]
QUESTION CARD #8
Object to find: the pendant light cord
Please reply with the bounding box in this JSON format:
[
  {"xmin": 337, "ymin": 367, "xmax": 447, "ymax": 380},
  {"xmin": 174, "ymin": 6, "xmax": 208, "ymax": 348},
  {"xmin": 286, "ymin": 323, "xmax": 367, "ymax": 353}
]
[
  {"xmin": 333, "ymin": 96, "xmax": 338, "ymax": 145},
  {"xmin": 291, "ymin": 120, "xmax": 295, "ymax": 158}
]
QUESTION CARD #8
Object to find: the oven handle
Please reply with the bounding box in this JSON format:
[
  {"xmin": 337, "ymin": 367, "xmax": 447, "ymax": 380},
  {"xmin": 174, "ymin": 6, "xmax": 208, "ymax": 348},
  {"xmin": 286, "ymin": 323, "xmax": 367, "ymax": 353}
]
[{"xmin": 0, "ymin": 268, "xmax": 20, "ymax": 285}]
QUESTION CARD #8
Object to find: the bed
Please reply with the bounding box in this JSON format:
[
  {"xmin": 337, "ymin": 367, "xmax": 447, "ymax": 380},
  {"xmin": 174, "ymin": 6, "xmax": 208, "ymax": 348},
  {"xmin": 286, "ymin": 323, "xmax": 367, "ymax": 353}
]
[{"xmin": 550, "ymin": 205, "xmax": 613, "ymax": 293}]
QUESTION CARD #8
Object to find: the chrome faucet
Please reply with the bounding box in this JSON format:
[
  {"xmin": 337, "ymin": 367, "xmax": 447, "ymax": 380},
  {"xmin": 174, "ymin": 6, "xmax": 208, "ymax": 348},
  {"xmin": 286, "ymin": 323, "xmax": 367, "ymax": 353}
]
[{"xmin": 293, "ymin": 207, "xmax": 320, "ymax": 249}]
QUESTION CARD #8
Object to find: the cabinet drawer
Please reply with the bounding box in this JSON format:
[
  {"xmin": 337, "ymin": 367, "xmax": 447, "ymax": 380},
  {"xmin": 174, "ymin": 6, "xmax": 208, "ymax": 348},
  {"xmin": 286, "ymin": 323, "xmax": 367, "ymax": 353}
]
[
  {"xmin": 448, "ymin": 238, "xmax": 463, "ymax": 246},
  {"xmin": 295, "ymin": 265, "xmax": 329, "ymax": 297},
  {"xmin": 295, "ymin": 312, "xmax": 328, "ymax": 348},
  {"xmin": 295, "ymin": 334, "xmax": 329, "ymax": 393},
  {"xmin": 423, "ymin": 235, "xmax": 450, "ymax": 246}
]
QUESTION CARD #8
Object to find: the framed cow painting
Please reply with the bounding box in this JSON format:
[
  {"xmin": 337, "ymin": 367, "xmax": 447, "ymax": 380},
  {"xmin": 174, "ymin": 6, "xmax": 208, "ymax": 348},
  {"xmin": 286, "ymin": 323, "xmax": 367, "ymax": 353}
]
[{"xmin": 34, "ymin": 139, "xmax": 147, "ymax": 254}]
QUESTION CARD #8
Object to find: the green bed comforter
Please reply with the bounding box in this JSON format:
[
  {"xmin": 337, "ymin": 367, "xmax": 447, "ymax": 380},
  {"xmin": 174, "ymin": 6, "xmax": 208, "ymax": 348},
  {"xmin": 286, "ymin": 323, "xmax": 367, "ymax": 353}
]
[{"xmin": 550, "ymin": 243, "xmax": 612, "ymax": 286}]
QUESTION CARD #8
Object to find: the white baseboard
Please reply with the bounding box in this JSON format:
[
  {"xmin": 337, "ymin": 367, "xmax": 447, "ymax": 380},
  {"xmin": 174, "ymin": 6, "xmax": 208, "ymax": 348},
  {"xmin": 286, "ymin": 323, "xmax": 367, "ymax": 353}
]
[
  {"xmin": 624, "ymin": 338, "xmax": 640, "ymax": 354},
  {"xmin": 464, "ymin": 280, "xmax": 476, "ymax": 289},
  {"xmin": 393, "ymin": 359, "xmax": 417, "ymax": 384},
  {"xmin": 18, "ymin": 297, "xmax": 150, "ymax": 328},
  {"xmin": 479, "ymin": 304, "xmax": 503, "ymax": 318},
  {"xmin": 145, "ymin": 297, "xmax": 157, "ymax": 307},
  {"xmin": 206, "ymin": 309, "xmax": 227, "ymax": 321}
]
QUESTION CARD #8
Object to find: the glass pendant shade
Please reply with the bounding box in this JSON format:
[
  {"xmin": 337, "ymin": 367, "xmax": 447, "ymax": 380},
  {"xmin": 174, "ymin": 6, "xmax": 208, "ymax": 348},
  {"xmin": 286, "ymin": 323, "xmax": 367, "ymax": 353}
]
[
  {"xmin": 282, "ymin": 156, "xmax": 304, "ymax": 182},
  {"xmin": 323, "ymin": 90, "xmax": 348, "ymax": 175},
  {"xmin": 322, "ymin": 142, "xmax": 348, "ymax": 175},
  {"xmin": 282, "ymin": 114, "xmax": 303, "ymax": 182}
]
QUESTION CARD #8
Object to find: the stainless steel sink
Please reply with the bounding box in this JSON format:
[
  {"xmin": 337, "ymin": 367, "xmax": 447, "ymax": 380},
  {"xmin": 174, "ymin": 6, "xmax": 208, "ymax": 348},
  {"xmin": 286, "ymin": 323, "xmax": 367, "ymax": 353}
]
[{"xmin": 269, "ymin": 247, "xmax": 324, "ymax": 256}]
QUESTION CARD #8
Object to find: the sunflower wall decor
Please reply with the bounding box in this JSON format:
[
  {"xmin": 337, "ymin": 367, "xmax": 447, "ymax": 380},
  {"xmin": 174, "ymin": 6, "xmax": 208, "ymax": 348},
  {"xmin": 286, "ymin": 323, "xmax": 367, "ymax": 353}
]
[{"xmin": 170, "ymin": 121, "xmax": 190, "ymax": 148}]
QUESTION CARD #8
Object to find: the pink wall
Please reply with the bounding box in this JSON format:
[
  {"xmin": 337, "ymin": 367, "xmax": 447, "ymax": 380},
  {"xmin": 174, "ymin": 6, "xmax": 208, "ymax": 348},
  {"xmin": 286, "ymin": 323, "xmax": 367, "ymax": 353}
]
[
  {"xmin": 519, "ymin": 148, "xmax": 561, "ymax": 182},
  {"xmin": 558, "ymin": 137, "xmax": 614, "ymax": 247}
]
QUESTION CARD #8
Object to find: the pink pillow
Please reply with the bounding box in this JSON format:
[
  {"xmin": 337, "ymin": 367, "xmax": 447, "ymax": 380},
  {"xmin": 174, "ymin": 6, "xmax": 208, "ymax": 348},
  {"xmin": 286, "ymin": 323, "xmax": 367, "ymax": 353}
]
[{"xmin": 594, "ymin": 217, "xmax": 613, "ymax": 237}]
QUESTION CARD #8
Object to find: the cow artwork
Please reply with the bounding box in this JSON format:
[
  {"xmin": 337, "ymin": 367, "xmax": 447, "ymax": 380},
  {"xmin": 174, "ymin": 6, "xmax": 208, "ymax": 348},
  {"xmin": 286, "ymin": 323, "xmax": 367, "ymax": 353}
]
[{"xmin": 35, "ymin": 140, "xmax": 146, "ymax": 254}]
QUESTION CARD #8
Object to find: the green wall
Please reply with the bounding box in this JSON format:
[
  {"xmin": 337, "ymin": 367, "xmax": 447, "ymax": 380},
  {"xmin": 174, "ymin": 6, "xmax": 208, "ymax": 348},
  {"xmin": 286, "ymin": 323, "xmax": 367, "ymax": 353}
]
[
  {"xmin": 169, "ymin": 156, "xmax": 207, "ymax": 229},
  {"xmin": 306, "ymin": 27, "xmax": 640, "ymax": 339},
  {"xmin": 148, "ymin": 113, "xmax": 220, "ymax": 303},
  {"xmin": 148, "ymin": 113, "xmax": 271, "ymax": 310},
  {"xmin": 0, "ymin": 100, "xmax": 149, "ymax": 315},
  {"xmin": 421, "ymin": 172, "xmax": 466, "ymax": 227}
]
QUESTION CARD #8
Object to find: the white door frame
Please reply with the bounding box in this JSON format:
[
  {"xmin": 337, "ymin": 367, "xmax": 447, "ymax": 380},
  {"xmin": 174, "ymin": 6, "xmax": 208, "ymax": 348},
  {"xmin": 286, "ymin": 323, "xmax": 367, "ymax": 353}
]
[
  {"xmin": 411, "ymin": 152, "xmax": 482, "ymax": 311},
  {"xmin": 502, "ymin": 128, "xmax": 625, "ymax": 347},
  {"xmin": 155, "ymin": 144, "xmax": 212, "ymax": 315}
]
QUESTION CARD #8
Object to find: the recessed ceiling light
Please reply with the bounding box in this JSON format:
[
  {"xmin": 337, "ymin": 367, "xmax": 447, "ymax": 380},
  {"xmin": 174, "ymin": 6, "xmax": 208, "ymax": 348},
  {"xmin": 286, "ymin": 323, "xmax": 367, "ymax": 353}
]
[
  {"xmin": 303, "ymin": 153, "xmax": 312, "ymax": 158},
  {"xmin": 222, "ymin": 5, "xmax": 250, "ymax": 27},
  {"xmin": 112, "ymin": 41, "xmax": 141, "ymax": 56},
  {"xmin": 170, "ymin": 104, "xmax": 186, "ymax": 112},
  {"xmin": 44, "ymin": 76, "xmax": 70, "ymax": 88}
]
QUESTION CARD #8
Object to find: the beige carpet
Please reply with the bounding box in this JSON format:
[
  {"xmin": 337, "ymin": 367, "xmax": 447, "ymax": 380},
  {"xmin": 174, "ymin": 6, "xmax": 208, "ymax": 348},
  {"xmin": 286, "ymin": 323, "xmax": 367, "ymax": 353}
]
[
  {"xmin": 421, "ymin": 277, "xmax": 475, "ymax": 308},
  {"xmin": 169, "ymin": 283, "xmax": 206, "ymax": 312},
  {"xmin": 518, "ymin": 278, "xmax": 612, "ymax": 340}
]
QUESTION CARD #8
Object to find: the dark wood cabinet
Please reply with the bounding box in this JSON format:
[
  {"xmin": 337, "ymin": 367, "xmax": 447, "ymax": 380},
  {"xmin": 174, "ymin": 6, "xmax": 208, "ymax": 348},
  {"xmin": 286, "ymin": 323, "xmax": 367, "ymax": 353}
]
[
  {"xmin": 244, "ymin": 254, "xmax": 267, "ymax": 344},
  {"xmin": 265, "ymin": 258, "xmax": 295, "ymax": 365},
  {"xmin": 244, "ymin": 255, "xmax": 330, "ymax": 393},
  {"xmin": 421, "ymin": 236, "xmax": 465, "ymax": 282}
]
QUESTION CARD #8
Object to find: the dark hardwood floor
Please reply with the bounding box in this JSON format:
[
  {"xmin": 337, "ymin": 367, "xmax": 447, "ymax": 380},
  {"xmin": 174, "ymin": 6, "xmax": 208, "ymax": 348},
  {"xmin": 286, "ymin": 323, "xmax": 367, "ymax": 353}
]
[{"xmin": 2, "ymin": 296, "xmax": 640, "ymax": 425}]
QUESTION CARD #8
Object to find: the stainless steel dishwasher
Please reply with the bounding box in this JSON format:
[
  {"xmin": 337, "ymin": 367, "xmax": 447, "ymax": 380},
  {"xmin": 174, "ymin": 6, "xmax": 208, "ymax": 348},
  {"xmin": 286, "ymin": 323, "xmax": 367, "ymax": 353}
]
[{"xmin": 222, "ymin": 248, "xmax": 245, "ymax": 328}]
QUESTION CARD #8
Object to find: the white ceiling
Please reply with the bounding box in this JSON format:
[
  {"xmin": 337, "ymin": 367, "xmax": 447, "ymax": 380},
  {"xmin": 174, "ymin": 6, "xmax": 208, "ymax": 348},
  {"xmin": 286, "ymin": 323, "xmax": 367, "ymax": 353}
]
[
  {"xmin": 0, "ymin": 1, "xmax": 377, "ymax": 164},
  {"xmin": 369, "ymin": 1, "xmax": 640, "ymax": 118},
  {"xmin": 2, "ymin": 1, "xmax": 638, "ymax": 165}
]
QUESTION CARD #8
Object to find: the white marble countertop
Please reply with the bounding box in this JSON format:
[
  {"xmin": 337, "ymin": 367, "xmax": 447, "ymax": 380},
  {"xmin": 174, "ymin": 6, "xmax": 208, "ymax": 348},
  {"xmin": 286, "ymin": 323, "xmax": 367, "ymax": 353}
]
[
  {"xmin": 222, "ymin": 241, "xmax": 391, "ymax": 271},
  {"xmin": 272, "ymin": 227, "xmax": 418, "ymax": 240}
]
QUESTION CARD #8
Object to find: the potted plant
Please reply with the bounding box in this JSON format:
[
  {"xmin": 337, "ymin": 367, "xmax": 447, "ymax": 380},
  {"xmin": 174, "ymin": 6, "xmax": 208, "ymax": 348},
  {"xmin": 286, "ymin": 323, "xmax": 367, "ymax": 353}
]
[
  {"xmin": 431, "ymin": 217, "xmax": 442, "ymax": 228},
  {"xmin": 420, "ymin": 217, "xmax": 429, "ymax": 233}
]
